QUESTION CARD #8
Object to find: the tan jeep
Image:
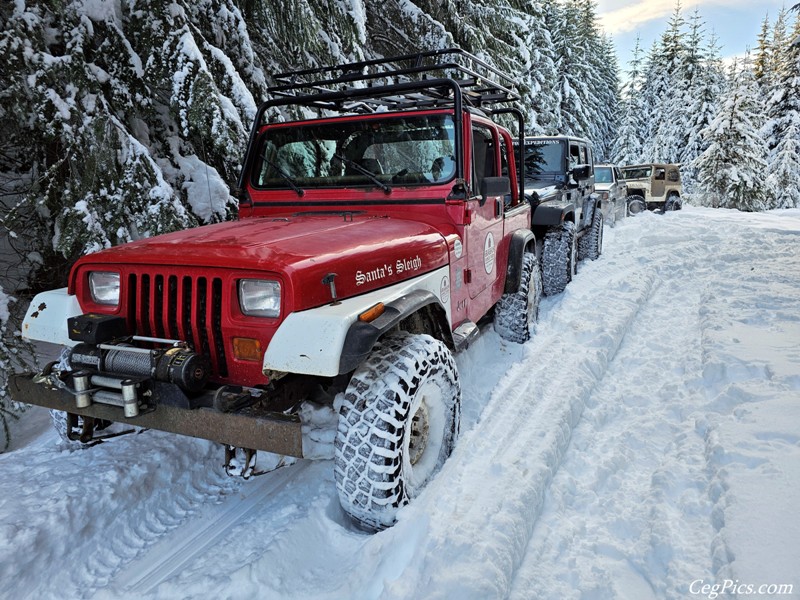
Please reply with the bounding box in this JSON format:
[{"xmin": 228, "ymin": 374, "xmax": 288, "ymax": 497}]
[{"xmin": 620, "ymin": 163, "xmax": 682, "ymax": 213}]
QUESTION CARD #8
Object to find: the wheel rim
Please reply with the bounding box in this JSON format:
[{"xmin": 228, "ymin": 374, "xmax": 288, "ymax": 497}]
[
  {"xmin": 405, "ymin": 381, "xmax": 447, "ymax": 490},
  {"xmin": 409, "ymin": 400, "xmax": 430, "ymax": 466}
]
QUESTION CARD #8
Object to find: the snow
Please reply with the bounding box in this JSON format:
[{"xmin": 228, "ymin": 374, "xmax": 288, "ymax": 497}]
[
  {"xmin": 1, "ymin": 207, "xmax": 799, "ymax": 599},
  {"xmin": 0, "ymin": 288, "xmax": 10, "ymax": 324},
  {"xmin": 173, "ymin": 152, "xmax": 231, "ymax": 223}
]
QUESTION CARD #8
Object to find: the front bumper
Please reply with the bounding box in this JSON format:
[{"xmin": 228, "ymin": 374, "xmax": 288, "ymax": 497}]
[{"xmin": 9, "ymin": 373, "xmax": 304, "ymax": 457}]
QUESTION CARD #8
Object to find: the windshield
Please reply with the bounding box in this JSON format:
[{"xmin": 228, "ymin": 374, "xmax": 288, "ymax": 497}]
[
  {"xmin": 521, "ymin": 139, "xmax": 565, "ymax": 177},
  {"xmin": 252, "ymin": 113, "xmax": 457, "ymax": 190},
  {"xmin": 595, "ymin": 166, "xmax": 612, "ymax": 184},
  {"xmin": 621, "ymin": 166, "xmax": 652, "ymax": 179}
]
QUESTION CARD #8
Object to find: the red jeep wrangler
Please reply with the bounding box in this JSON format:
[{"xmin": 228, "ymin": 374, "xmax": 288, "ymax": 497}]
[{"xmin": 12, "ymin": 50, "xmax": 542, "ymax": 530}]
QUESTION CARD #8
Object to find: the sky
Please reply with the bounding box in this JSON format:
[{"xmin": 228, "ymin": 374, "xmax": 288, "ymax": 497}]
[{"xmin": 595, "ymin": 0, "xmax": 792, "ymax": 73}]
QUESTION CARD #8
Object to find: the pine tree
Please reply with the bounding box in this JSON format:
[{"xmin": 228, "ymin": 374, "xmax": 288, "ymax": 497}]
[
  {"xmin": 0, "ymin": 1, "xmax": 272, "ymax": 289},
  {"xmin": 613, "ymin": 37, "xmax": 645, "ymax": 165},
  {"xmin": 0, "ymin": 287, "xmax": 34, "ymax": 452},
  {"xmin": 694, "ymin": 55, "xmax": 770, "ymax": 211},
  {"xmin": 765, "ymin": 14, "xmax": 800, "ymax": 207},
  {"xmin": 591, "ymin": 34, "xmax": 621, "ymax": 161},
  {"xmin": 552, "ymin": 0, "xmax": 591, "ymax": 137},
  {"xmin": 508, "ymin": 0, "xmax": 561, "ymax": 134},
  {"xmin": 762, "ymin": 8, "xmax": 796, "ymax": 154},
  {"xmin": 681, "ymin": 33, "xmax": 726, "ymax": 193},
  {"xmin": 648, "ymin": 1, "xmax": 689, "ymax": 162},
  {"xmin": 755, "ymin": 15, "xmax": 773, "ymax": 84}
]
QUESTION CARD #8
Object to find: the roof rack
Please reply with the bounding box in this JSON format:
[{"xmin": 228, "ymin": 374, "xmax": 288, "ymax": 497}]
[
  {"xmin": 237, "ymin": 50, "xmax": 524, "ymax": 198},
  {"xmin": 264, "ymin": 48, "xmax": 520, "ymax": 113}
]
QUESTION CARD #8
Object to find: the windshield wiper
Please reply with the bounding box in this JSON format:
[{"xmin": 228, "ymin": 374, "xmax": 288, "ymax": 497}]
[
  {"xmin": 260, "ymin": 154, "xmax": 304, "ymax": 197},
  {"xmin": 334, "ymin": 153, "xmax": 391, "ymax": 195}
]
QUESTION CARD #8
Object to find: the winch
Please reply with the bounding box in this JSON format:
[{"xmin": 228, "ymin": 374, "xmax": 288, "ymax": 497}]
[
  {"xmin": 68, "ymin": 343, "xmax": 210, "ymax": 393},
  {"xmin": 62, "ymin": 313, "xmax": 211, "ymax": 417}
]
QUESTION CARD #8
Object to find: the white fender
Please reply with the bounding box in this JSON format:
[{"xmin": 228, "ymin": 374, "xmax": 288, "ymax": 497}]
[
  {"xmin": 21, "ymin": 288, "xmax": 83, "ymax": 347},
  {"xmin": 262, "ymin": 267, "xmax": 452, "ymax": 377}
]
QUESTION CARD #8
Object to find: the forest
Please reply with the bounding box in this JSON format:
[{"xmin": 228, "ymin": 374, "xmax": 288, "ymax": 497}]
[{"xmin": 1, "ymin": 0, "xmax": 799, "ymax": 444}]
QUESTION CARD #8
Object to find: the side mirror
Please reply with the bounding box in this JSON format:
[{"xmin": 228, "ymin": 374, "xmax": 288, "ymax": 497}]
[
  {"xmin": 571, "ymin": 165, "xmax": 591, "ymax": 181},
  {"xmin": 480, "ymin": 176, "xmax": 512, "ymax": 204}
]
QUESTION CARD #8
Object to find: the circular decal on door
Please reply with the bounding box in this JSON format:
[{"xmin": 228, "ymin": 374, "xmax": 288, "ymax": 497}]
[
  {"xmin": 453, "ymin": 237, "xmax": 463, "ymax": 259},
  {"xmin": 440, "ymin": 275, "xmax": 450, "ymax": 304},
  {"xmin": 484, "ymin": 232, "xmax": 495, "ymax": 274}
]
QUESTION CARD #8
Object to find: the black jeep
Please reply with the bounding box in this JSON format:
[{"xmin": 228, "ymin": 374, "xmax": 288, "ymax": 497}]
[{"xmin": 516, "ymin": 136, "xmax": 603, "ymax": 295}]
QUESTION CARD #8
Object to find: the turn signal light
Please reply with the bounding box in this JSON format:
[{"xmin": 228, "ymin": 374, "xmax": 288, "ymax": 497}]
[
  {"xmin": 233, "ymin": 337, "xmax": 262, "ymax": 362},
  {"xmin": 358, "ymin": 303, "xmax": 385, "ymax": 322}
]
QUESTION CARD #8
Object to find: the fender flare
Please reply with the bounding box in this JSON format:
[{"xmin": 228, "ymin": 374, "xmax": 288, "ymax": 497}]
[
  {"xmin": 339, "ymin": 290, "xmax": 447, "ymax": 373},
  {"xmin": 532, "ymin": 202, "xmax": 575, "ymax": 227},
  {"xmin": 504, "ymin": 229, "xmax": 536, "ymax": 294},
  {"xmin": 262, "ymin": 267, "xmax": 452, "ymax": 378}
]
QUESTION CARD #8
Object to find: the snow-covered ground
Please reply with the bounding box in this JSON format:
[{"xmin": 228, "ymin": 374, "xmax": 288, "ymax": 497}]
[{"xmin": 1, "ymin": 207, "xmax": 798, "ymax": 600}]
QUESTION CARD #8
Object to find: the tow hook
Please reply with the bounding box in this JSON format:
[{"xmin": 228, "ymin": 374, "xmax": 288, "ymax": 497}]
[
  {"xmin": 223, "ymin": 446, "xmax": 291, "ymax": 479},
  {"xmin": 224, "ymin": 445, "xmax": 259, "ymax": 479},
  {"xmin": 65, "ymin": 413, "xmax": 138, "ymax": 445},
  {"xmin": 67, "ymin": 412, "xmax": 96, "ymax": 443}
]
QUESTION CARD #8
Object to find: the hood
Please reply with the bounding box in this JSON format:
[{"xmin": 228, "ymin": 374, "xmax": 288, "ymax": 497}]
[
  {"xmin": 523, "ymin": 178, "xmax": 564, "ymax": 201},
  {"xmin": 72, "ymin": 213, "xmax": 449, "ymax": 311}
]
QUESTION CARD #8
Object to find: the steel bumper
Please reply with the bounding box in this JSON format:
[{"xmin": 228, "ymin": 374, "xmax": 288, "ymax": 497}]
[{"xmin": 9, "ymin": 374, "xmax": 304, "ymax": 457}]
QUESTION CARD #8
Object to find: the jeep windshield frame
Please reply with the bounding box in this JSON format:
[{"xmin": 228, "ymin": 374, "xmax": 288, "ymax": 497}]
[{"xmin": 250, "ymin": 112, "xmax": 458, "ymax": 192}]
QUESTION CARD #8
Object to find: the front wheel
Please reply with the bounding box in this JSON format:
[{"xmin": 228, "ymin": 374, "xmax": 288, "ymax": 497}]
[
  {"xmin": 494, "ymin": 252, "xmax": 542, "ymax": 343},
  {"xmin": 334, "ymin": 332, "xmax": 461, "ymax": 531},
  {"xmin": 627, "ymin": 195, "xmax": 646, "ymax": 215}
]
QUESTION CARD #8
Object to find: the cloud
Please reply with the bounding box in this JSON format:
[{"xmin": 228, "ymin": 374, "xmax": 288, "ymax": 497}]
[{"xmin": 596, "ymin": 0, "xmax": 753, "ymax": 35}]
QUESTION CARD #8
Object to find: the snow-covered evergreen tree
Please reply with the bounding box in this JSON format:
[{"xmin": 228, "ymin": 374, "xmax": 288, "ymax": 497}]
[
  {"xmin": 544, "ymin": 0, "xmax": 619, "ymax": 155},
  {"xmin": 694, "ymin": 55, "xmax": 770, "ymax": 211},
  {"xmin": 0, "ymin": 287, "xmax": 33, "ymax": 452},
  {"xmin": 764, "ymin": 13, "xmax": 800, "ymax": 207},
  {"xmin": 681, "ymin": 33, "xmax": 726, "ymax": 193},
  {"xmin": 613, "ymin": 37, "xmax": 645, "ymax": 165},
  {"xmin": 755, "ymin": 15, "xmax": 773, "ymax": 84},
  {"xmin": 552, "ymin": 0, "xmax": 591, "ymax": 138},
  {"xmin": 0, "ymin": 1, "xmax": 271, "ymax": 289},
  {"xmin": 645, "ymin": 2, "xmax": 689, "ymax": 163},
  {"xmin": 509, "ymin": 0, "xmax": 561, "ymax": 134}
]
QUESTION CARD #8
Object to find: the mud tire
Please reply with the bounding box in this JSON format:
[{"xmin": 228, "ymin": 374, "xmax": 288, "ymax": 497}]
[
  {"xmin": 494, "ymin": 252, "xmax": 542, "ymax": 343},
  {"xmin": 334, "ymin": 332, "xmax": 461, "ymax": 531},
  {"xmin": 578, "ymin": 209, "xmax": 604, "ymax": 261},
  {"xmin": 542, "ymin": 221, "xmax": 576, "ymax": 296},
  {"xmin": 627, "ymin": 195, "xmax": 646, "ymax": 215}
]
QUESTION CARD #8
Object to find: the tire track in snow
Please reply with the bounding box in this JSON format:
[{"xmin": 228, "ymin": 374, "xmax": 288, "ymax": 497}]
[
  {"xmin": 376, "ymin": 246, "xmax": 663, "ymax": 599},
  {"xmin": 100, "ymin": 460, "xmax": 309, "ymax": 597},
  {"xmin": 507, "ymin": 263, "xmax": 717, "ymax": 599}
]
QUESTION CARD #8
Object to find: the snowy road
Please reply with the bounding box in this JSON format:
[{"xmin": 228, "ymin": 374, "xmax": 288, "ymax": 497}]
[{"xmin": 2, "ymin": 207, "xmax": 799, "ymax": 599}]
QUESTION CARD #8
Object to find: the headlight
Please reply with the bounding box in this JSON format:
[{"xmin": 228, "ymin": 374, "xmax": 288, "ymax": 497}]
[
  {"xmin": 89, "ymin": 271, "xmax": 120, "ymax": 306},
  {"xmin": 239, "ymin": 279, "xmax": 281, "ymax": 318}
]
